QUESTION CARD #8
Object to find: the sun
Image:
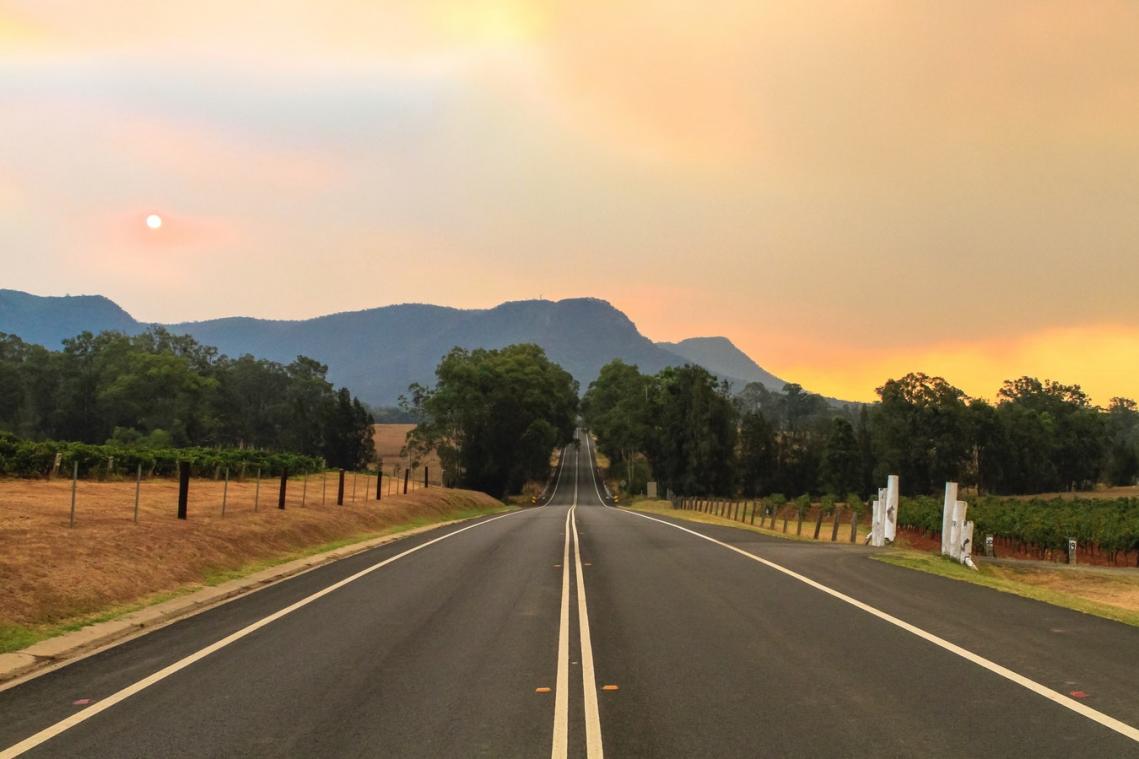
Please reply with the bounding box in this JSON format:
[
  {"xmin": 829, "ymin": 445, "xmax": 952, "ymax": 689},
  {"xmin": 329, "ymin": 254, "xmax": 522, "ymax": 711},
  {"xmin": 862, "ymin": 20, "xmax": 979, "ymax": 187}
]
[{"xmin": 145, "ymin": 213, "xmax": 163, "ymax": 230}]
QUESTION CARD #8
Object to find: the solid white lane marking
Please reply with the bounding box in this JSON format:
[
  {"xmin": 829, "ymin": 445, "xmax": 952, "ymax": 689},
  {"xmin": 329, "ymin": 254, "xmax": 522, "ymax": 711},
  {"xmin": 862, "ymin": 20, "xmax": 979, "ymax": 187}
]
[
  {"xmin": 617, "ymin": 509, "xmax": 1139, "ymax": 744},
  {"xmin": 550, "ymin": 508, "xmax": 572, "ymax": 759},
  {"xmin": 0, "ymin": 510, "xmax": 525, "ymax": 759},
  {"xmin": 571, "ymin": 506, "xmax": 604, "ymax": 758},
  {"xmin": 582, "ymin": 433, "xmax": 609, "ymax": 507},
  {"xmin": 544, "ymin": 444, "xmax": 569, "ymax": 507}
]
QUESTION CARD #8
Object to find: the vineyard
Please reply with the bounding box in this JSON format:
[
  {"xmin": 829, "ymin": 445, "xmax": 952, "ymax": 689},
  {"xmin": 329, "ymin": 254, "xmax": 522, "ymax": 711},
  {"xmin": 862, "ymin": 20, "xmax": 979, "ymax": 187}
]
[
  {"xmin": 898, "ymin": 495, "xmax": 1139, "ymax": 566},
  {"xmin": 0, "ymin": 434, "xmax": 324, "ymax": 479}
]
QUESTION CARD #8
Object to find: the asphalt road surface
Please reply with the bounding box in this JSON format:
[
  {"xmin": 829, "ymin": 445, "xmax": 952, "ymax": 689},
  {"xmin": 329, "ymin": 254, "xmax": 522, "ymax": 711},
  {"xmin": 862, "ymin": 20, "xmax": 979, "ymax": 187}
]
[{"xmin": 2, "ymin": 430, "xmax": 1137, "ymax": 757}]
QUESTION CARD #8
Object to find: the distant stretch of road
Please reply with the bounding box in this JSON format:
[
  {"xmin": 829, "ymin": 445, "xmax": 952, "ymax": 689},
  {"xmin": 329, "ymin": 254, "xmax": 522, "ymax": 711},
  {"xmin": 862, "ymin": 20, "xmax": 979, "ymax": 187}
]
[{"xmin": 2, "ymin": 430, "xmax": 1137, "ymax": 757}]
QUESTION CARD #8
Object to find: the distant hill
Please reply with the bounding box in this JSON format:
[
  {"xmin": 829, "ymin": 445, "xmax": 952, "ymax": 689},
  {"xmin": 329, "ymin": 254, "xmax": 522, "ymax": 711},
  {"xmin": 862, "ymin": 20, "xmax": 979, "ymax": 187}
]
[
  {"xmin": 0, "ymin": 289, "xmax": 796, "ymax": 405},
  {"xmin": 0, "ymin": 289, "xmax": 140, "ymax": 346},
  {"xmin": 658, "ymin": 336, "xmax": 787, "ymax": 392}
]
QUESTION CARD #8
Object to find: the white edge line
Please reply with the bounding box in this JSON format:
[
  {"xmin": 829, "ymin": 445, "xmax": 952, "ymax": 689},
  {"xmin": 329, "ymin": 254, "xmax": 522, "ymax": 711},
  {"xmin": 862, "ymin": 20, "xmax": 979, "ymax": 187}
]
[
  {"xmin": 543, "ymin": 444, "xmax": 568, "ymax": 506},
  {"xmin": 581, "ymin": 433, "xmax": 609, "ymax": 508},
  {"xmin": 0, "ymin": 510, "xmax": 525, "ymax": 759},
  {"xmin": 571, "ymin": 506, "xmax": 604, "ymax": 758},
  {"xmin": 550, "ymin": 507, "xmax": 572, "ymax": 759},
  {"xmin": 616, "ymin": 508, "xmax": 1139, "ymax": 744}
]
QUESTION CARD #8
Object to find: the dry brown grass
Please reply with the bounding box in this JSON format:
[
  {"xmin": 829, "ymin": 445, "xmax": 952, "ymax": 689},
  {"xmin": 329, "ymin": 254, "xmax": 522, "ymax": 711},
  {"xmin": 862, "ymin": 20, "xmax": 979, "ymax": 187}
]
[
  {"xmin": 372, "ymin": 423, "xmax": 442, "ymax": 480},
  {"xmin": 1002, "ymin": 485, "xmax": 1139, "ymax": 500},
  {"xmin": 0, "ymin": 475, "xmax": 503, "ymax": 634}
]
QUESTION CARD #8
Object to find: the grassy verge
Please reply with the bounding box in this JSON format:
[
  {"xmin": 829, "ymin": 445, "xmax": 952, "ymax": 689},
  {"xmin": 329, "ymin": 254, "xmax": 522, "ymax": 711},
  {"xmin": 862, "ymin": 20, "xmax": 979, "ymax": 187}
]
[
  {"xmin": 627, "ymin": 498, "xmax": 1139, "ymax": 629},
  {"xmin": 874, "ymin": 550, "xmax": 1139, "ymax": 628},
  {"xmin": 1, "ymin": 499, "xmax": 511, "ymax": 655},
  {"xmin": 626, "ymin": 498, "xmax": 873, "ymax": 544}
]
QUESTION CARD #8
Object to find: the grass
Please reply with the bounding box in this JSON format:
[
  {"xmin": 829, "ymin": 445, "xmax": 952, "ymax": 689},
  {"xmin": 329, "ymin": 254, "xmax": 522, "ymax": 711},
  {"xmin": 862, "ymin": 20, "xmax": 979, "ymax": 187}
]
[
  {"xmin": 875, "ymin": 550, "xmax": 1139, "ymax": 628},
  {"xmin": 628, "ymin": 498, "xmax": 1139, "ymax": 629},
  {"xmin": 0, "ymin": 587, "xmax": 197, "ymax": 656}
]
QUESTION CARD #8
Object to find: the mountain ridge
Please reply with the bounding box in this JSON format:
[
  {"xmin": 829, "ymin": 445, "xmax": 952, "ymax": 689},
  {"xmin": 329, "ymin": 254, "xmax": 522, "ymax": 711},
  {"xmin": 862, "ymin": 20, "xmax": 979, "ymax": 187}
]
[{"xmin": 0, "ymin": 289, "xmax": 791, "ymax": 405}]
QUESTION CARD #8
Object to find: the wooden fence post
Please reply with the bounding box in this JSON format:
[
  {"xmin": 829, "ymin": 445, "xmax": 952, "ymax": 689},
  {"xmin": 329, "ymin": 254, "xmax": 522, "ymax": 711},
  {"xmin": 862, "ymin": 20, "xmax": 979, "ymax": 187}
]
[
  {"xmin": 403, "ymin": 469, "xmax": 410, "ymax": 494},
  {"xmin": 254, "ymin": 467, "xmax": 261, "ymax": 512},
  {"xmin": 813, "ymin": 509, "xmax": 824, "ymax": 539},
  {"xmin": 69, "ymin": 461, "xmax": 78, "ymax": 527},
  {"xmin": 337, "ymin": 469, "xmax": 346, "ymax": 506},
  {"xmin": 830, "ymin": 507, "xmax": 841, "ymax": 541},
  {"xmin": 850, "ymin": 511, "xmax": 858, "ymax": 543},
  {"xmin": 376, "ymin": 470, "xmax": 383, "ymax": 501},
  {"xmin": 134, "ymin": 463, "xmax": 143, "ymax": 523},
  {"xmin": 425, "ymin": 466, "xmax": 429, "ymax": 488},
  {"xmin": 278, "ymin": 468, "xmax": 288, "ymax": 510},
  {"xmin": 177, "ymin": 461, "xmax": 190, "ymax": 520}
]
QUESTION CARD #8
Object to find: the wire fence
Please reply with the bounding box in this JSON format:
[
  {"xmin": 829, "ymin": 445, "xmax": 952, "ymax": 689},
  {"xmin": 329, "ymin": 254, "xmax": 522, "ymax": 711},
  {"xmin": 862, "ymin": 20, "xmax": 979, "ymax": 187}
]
[{"xmin": 0, "ymin": 464, "xmax": 450, "ymax": 528}]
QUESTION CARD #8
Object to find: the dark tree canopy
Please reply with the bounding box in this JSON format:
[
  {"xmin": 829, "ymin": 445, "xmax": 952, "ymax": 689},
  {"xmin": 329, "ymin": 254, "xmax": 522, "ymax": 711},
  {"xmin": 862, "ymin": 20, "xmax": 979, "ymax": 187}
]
[
  {"xmin": 0, "ymin": 328, "xmax": 375, "ymax": 469},
  {"xmin": 406, "ymin": 344, "xmax": 578, "ymax": 497},
  {"xmin": 587, "ymin": 362, "xmax": 1135, "ymax": 499}
]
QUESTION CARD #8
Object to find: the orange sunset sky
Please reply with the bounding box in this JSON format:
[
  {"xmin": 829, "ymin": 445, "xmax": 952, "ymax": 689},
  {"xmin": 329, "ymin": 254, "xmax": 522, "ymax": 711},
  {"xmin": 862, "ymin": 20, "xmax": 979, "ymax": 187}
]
[{"xmin": 2, "ymin": 2, "xmax": 1138, "ymax": 404}]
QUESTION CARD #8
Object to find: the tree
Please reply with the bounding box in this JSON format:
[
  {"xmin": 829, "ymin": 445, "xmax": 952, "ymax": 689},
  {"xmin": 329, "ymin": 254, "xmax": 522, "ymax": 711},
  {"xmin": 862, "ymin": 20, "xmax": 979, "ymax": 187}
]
[
  {"xmin": 406, "ymin": 344, "xmax": 578, "ymax": 496},
  {"xmin": 647, "ymin": 364, "xmax": 738, "ymax": 496},
  {"xmin": 821, "ymin": 418, "xmax": 860, "ymax": 496},
  {"xmin": 323, "ymin": 388, "xmax": 375, "ymax": 469},
  {"xmin": 872, "ymin": 373, "xmax": 972, "ymax": 495},
  {"xmin": 738, "ymin": 410, "xmax": 777, "ymax": 496},
  {"xmin": 994, "ymin": 377, "xmax": 1106, "ymax": 491},
  {"xmin": 582, "ymin": 360, "xmax": 652, "ymax": 486},
  {"xmin": 1105, "ymin": 397, "xmax": 1139, "ymax": 486}
]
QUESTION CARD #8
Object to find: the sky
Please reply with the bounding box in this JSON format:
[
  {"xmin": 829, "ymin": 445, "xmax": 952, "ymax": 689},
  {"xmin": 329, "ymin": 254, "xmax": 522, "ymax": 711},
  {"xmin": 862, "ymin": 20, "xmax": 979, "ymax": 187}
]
[{"xmin": 2, "ymin": 1, "xmax": 1138, "ymax": 404}]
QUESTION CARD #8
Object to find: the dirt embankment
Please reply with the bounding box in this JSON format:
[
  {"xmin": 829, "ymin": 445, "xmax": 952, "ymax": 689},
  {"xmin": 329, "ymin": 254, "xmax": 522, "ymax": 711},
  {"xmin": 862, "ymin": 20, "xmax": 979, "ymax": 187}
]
[{"xmin": 0, "ymin": 476, "xmax": 503, "ymax": 636}]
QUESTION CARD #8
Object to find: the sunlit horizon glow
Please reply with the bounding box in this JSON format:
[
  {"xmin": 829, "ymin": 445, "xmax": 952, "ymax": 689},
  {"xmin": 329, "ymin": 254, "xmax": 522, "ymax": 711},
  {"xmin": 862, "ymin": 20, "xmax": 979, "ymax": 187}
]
[{"xmin": 2, "ymin": 2, "xmax": 1138, "ymax": 404}]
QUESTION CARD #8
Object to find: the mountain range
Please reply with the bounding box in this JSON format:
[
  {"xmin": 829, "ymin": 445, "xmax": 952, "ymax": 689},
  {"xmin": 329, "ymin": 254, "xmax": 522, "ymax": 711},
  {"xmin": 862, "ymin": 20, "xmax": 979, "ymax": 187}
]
[{"xmin": 0, "ymin": 289, "xmax": 790, "ymax": 406}]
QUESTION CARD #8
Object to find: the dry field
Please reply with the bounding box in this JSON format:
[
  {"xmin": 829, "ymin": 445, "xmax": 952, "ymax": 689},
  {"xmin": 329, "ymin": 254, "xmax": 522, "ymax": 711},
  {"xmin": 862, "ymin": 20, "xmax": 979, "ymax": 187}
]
[
  {"xmin": 0, "ymin": 475, "xmax": 503, "ymax": 645},
  {"xmin": 372, "ymin": 423, "xmax": 442, "ymax": 482}
]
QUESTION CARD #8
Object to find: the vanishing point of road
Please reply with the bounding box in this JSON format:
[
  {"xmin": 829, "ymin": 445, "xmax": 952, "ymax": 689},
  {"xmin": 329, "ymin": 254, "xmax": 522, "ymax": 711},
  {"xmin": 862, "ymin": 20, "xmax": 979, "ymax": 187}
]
[{"xmin": 1, "ymin": 430, "xmax": 1137, "ymax": 757}]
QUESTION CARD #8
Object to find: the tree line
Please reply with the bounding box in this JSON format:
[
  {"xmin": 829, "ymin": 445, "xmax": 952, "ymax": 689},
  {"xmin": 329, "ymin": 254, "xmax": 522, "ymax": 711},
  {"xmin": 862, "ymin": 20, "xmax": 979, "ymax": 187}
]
[
  {"xmin": 584, "ymin": 361, "xmax": 1139, "ymax": 498},
  {"xmin": 0, "ymin": 329, "xmax": 375, "ymax": 469}
]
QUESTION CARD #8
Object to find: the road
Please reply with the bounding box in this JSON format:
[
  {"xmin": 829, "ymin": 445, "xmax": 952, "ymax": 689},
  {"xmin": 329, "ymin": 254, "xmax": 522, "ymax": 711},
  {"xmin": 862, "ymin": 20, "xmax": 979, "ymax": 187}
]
[{"xmin": 2, "ymin": 430, "xmax": 1137, "ymax": 757}]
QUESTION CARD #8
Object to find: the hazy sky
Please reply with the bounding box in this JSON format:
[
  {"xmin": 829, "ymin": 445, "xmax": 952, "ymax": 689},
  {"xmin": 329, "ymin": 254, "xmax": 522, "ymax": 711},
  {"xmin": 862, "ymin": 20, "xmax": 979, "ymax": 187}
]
[{"xmin": 2, "ymin": 2, "xmax": 1138, "ymax": 403}]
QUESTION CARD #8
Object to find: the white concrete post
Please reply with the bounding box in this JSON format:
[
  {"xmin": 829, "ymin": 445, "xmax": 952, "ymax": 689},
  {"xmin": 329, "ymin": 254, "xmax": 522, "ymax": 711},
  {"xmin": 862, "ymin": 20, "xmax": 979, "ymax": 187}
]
[
  {"xmin": 884, "ymin": 475, "xmax": 899, "ymax": 544},
  {"xmin": 949, "ymin": 499, "xmax": 967, "ymax": 560},
  {"xmin": 941, "ymin": 482, "xmax": 958, "ymax": 556}
]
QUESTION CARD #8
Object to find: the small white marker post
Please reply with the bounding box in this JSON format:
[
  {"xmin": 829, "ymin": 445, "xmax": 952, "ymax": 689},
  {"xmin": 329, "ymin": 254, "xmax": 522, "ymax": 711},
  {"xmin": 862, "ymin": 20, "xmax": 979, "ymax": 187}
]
[
  {"xmin": 133, "ymin": 463, "xmax": 142, "ymax": 523},
  {"xmin": 69, "ymin": 461, "xmax": 78, "ymax": 528}
]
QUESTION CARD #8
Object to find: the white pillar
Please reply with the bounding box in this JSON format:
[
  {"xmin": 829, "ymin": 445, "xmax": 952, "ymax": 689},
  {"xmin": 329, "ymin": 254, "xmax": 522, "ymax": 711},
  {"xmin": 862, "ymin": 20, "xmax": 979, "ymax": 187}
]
[
  {"xmin": 884, "ymin": 475, "xmax": 899, "ymax": 544},
  {"xmin": 961, "ymin": 521, "xmax": 975, "ymax": 563},
  {"xmin": 949, "ymin": 499, "xmax": 967, "ymax": 560},
  {"xmin": 941, "ymin": 482, "xmax": 958, "ymax": 556}
]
